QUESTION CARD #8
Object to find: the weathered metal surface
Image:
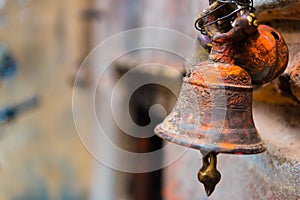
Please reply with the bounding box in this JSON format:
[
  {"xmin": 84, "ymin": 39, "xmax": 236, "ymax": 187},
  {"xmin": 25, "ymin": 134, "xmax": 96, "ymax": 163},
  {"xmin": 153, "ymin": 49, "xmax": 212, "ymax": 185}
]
[
  {"xmin": 156, "ymin": 5, "xmax": 264, "ymax": 196},
  {"xmin": 195, "ymin": 3, "xmax": 289, "ymax": 85},
  {"xmin": 155, "ymin": 60, "xmax": 266, "ymax": 154},
  {"xmin": 156, "ymin": 2, "xmax": 273, "ymax": 154},
  {"xmin": 155, "ymin": 0, "xmax": 290, "ymax": 197},
  {"xmin": 161, "ymin": 102, "xmax": 300, "ymax": 200},
  {"xmin": 234, "ymin": 25, "xmax": 289, "ymax": 84}
]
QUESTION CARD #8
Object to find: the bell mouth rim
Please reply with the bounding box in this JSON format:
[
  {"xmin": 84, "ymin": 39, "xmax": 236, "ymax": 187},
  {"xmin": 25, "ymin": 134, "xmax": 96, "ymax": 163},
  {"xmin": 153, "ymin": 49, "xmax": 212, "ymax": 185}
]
[{"xmin": 155, "ymin": 126, "xmax": 266, "ymax": 155}]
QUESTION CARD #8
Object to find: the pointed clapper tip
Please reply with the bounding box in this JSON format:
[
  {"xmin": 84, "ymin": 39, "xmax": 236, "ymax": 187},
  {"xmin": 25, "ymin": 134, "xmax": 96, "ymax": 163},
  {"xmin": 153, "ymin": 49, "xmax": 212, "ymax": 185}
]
[{"xmin": 197, "ymin": 151, "xmax": 221, "ymax": 196}]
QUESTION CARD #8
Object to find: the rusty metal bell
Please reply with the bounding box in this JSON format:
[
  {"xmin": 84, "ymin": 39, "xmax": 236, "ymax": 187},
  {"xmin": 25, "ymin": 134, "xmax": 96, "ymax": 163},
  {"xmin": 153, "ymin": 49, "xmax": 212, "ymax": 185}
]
[
  {"xmin": 154, "ymin": 5, "xmax": 277, "ymax": 196},
  {"xmin": 155, "ymin": 60, "xmax": 266, "ymax": 154}
]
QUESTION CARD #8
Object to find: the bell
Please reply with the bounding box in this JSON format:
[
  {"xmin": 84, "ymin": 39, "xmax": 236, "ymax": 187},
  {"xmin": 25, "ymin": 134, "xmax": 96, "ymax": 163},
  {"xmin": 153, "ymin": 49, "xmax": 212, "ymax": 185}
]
[
  {"xmin": 155, "ymin": 59, "xmax": 267, "ymax": 196},
  {"xmin": 154, "ymin": 5, "xmax": 272, "ymax": 196},
  {"xmin": 155, "ymin": 60, "xmax": 266, "ymax": 196},
  {"xmin": 155, "ymin": 60, "xmax": 266, "ymax": 155}
]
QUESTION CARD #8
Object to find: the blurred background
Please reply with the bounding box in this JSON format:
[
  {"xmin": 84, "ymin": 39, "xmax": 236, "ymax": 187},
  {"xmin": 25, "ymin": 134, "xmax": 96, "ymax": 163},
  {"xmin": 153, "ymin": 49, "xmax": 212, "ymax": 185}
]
[
  {"xmin": 0, "ymin": 0, "xmax": 299, "ymax": 200},
  {"xmin": 0, "ymin": 0, "xmax": 207, "ymax": 199}
]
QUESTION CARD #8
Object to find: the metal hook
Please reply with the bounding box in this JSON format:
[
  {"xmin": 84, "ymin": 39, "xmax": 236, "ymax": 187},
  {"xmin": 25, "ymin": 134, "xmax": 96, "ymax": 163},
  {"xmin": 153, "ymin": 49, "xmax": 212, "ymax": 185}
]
[{"xmin": 195, "ymin": 0, "xmax": 255, "ymax": 35}]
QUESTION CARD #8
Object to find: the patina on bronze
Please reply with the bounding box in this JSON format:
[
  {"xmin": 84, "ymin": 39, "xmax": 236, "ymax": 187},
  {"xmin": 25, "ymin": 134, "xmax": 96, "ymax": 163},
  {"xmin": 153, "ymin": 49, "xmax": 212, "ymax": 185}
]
[{"xmin": 155, "ymin": 0, "xmax": 288, "ymax": 197}]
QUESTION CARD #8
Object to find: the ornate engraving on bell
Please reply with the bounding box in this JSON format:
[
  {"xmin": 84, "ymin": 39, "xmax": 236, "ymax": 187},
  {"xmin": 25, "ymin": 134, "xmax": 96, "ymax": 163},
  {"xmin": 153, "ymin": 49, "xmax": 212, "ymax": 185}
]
[{"xmin": 155, "ymin": 61, "xmax": 266, "ymax": 154}]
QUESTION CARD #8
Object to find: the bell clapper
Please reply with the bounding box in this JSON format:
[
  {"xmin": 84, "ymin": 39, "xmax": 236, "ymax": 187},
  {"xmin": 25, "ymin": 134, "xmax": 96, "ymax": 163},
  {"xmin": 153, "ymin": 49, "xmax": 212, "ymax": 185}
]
[{"xmin": 198, "ymin": 151, "xmax": 221, "ymax": 196}]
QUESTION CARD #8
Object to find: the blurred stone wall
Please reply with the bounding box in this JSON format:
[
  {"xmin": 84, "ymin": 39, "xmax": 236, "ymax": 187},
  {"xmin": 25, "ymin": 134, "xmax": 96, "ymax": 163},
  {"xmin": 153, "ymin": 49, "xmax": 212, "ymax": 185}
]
[
  {"xmin": 89, "ymin": 1, "xmax": 208, "ymax": 199},
  {"xmin": 0, "ymin": 0, "xmax": 92, "ymax": 199}
]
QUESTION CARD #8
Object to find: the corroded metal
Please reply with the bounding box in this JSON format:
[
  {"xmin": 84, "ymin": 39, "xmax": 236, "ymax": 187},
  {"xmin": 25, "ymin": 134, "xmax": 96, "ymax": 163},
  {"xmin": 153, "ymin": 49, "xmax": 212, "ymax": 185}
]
[
  {"xmin": 195, "ymin": 1, "xmax": 289, "ymax": 85},
  {"xmin": 156, "ymin": 10, "xmax": 267, "ymax": 154},
  {"xmin": 155, "ymin": 59, "xmax": 266, "ymax": 154},
  {"xmin": 155, "ymin": 0, "xmax": 289, "ymax": 197},
  {"xmin": 234, "ymin": 25, "xmax": 289, "ymax": 84}
]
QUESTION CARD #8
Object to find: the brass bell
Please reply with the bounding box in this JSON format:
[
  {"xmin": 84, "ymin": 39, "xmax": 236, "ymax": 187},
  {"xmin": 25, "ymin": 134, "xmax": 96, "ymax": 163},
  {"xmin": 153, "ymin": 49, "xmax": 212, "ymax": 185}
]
[
  {"xmin": 154, "ymin": 2, "xmax": 277, "ymax": 196},
  {"xmin": 155, "ymin": 59, "xmax": 266, "ymax": 196},
  {"xmin": 155, "ymin": 53, "xmax": 267, "ymax": 196},
  {"xmin": 155, "ymin": 60, "xmax": 266, "ymax": 155}
]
